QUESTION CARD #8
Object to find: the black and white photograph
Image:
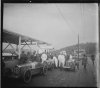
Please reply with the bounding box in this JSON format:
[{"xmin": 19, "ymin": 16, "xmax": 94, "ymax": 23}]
[{"xmin": 2, "ymin": 2, "xmax": 99, "ymax": 87}]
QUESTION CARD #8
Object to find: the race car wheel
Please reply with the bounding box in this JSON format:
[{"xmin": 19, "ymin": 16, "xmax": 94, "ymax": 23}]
[
  {"xmin": 52, "ymin": 63, "xmax": 55, "ymax": 70},
  {"xmin": 70, "ymin": 63, "xmax": 75, "ymax": 71},
  {"xmin": 72, "ymin": 64, "xmax": 76, "ymax": 71},
  {"xmin": 72, "ymin": 66, "xmax": 76, "ymax": 71},
  {"xmin": 48, "ymin": 63, "xmax": 52, "ymax": 70},
  {"xmin": 23, "ymin": 70, "xmax": 32, "ymax": 83},
  {"xmin": 50, "ymin": 63, "xmax": 54, "ymax": 70},
  {"xmin": 42, "ymin": 65, "xmax": 47, "ymax": 75}
]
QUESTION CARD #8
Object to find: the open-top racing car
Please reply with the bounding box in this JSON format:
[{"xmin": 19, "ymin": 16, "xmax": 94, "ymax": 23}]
[{"xmin": 3, "ymin": 53, "xmax": 48, "ymax": 83}]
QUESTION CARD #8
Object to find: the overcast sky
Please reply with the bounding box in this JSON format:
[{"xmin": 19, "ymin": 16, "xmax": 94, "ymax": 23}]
[{"xmin": 3, "ymin": 3, "xmax": 98, "ymax": 50}]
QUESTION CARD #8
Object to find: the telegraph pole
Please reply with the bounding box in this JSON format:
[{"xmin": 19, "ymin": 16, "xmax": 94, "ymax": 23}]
[{"xmin": 78, "ymin": 34, "xmax": 79, "ymax": 60}]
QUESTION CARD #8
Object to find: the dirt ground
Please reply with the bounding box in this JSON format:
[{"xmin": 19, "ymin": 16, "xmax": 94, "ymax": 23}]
[{"xmin": 2, "ymin": 57, "xmax": 97, "ymax": 87}]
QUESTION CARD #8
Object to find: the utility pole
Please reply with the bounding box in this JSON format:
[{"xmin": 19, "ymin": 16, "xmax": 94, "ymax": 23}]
[
  {"xmin": 18, "ymin": 36, "xmax": 21, "ymax": 59},
  {"xmin": 78, "ymin": 34, "xmax": 79, "ymax": 60}
]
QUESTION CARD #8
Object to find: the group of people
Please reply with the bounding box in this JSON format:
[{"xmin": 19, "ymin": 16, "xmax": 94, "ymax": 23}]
[
  {"xmin": 20, "ymin": 50, "xmax": 79, "ymax": 69},
  {"xmin": 20, "ymin": 51, "xmax": 41, "ymax": 64},
  {"xmin": 20, "ymin": 50, "xmax": 95, "ymax": 71},
  {"xmin": 40, "ymin": 51, "xmax": 77, "ymax": 69},
  {"xmin": 20, "ymin": 50, "xmax": 69, "ymax": 68}
]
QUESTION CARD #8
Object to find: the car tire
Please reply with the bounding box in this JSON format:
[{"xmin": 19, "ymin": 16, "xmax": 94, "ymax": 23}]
[
  {"xmin": 51, "ymin": 64, "xmax": 54, "ymax": 70},
  {"xmin": 23, "ymin": 70, "xmax": 32, "ymax": 83},
  {"xmin": 71, "ymin": 63, "xmax": 76, "ymax": 71},
  {"xmin": 73, "ymin": 66, "xmax": 76, "ymax": 71},
  {"xmin": 42, "ymin": 65, "xmax": 47, "ymax": 75}
]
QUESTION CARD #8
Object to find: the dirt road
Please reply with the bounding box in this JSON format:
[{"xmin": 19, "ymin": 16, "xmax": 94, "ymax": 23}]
[{"xmin": 3, "ymin": 57, "xmax": 97, "ymax": 87}]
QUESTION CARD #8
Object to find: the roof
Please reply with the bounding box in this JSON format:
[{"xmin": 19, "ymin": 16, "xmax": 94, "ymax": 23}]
[{"xmin": 3, "ymin": 29, "xmax": 51, "ymax": 45}]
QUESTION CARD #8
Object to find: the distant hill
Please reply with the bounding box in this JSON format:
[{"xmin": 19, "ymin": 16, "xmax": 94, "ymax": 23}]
[{"xmin": 53, "ymin": 42, "xmax": 97, "ymax": 55}]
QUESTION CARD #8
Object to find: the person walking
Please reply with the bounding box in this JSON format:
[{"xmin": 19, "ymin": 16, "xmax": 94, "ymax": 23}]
[
  {"xmin": 82, "ymin": 54, "xmax": 88, "ymax": 70},
  {"xmin": 20, "ymin": 51, "xmax": 27, "ymax": 64},
  {"xmin": 91, "ymin": 54, "xmax": 95, "ymax": 66}
]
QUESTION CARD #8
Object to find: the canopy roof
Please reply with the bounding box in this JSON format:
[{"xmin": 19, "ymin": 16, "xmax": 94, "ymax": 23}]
[{"xmin": 3, "ymin": 29, "xmax": 51, "ymax": 45}]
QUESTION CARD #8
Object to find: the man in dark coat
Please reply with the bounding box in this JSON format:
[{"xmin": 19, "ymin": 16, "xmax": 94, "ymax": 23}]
[
  {"xmin": 27, "ymin": 52, "xmax": 31, "ymax": 61},
  {"xmin": 50, "ymin": 53, "xmax": 53, "ymax": 59},
  {"xmin": 31, "ymin": 51, "xmax": 36, "ymax": 62},
  {"xmin": 20, "ymin": 51, "xmax": 27, "ymax": 64},
  {"xmin": 82, "ymin": 54, "xmax": 88, "ymax": 70},
  {"xmin": 91, "ymin": 54, "xmax": 95, "ymax": 65}
]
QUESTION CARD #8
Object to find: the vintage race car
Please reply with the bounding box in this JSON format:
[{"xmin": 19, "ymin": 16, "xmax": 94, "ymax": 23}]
[
  {"xmin": 3, "ymin": 55, "xmax": 47, "ymax": 83},
  {"xmin": 63, "ymin": 59, "xmax": 76, "ymax": 71},
  {"xmin": 45, "ymin": 59, "xmax": 55, "ymax": 70}
]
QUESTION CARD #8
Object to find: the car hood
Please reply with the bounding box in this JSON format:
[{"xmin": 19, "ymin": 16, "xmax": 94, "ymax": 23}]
[{"xmin": 17, "ymin": 61, "xmax": 42, "ymax": 68}]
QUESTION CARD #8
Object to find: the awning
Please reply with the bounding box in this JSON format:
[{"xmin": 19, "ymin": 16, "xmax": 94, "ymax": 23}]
[{"xmin": 3, "ymin": 29, "xmax": 51, "ymax": 45}]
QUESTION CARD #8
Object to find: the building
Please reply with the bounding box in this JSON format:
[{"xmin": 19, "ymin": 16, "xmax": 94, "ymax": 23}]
[{"xmin": 38, "ymin": 44, "xmax": 54, "ymax": 54}]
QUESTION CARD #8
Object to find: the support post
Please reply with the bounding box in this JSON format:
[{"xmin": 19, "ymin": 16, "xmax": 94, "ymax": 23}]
[
  {"xmin": 18, "ymin": 36, "xmax": 21, "ymax": 59},
  {"xmin": 13, "ymin": 45, "xmax": 18, "ymax": 55},
  {"xmin": 16, "ymin": 45, "xmax": 18, "ymax": 52},
  {"xmin": 36, "ymin": 42, "xmax": 38, "ymax": 54},
  {"xmin": 78, "ymin": 34, "xmax": 79, "ymax": 60}
]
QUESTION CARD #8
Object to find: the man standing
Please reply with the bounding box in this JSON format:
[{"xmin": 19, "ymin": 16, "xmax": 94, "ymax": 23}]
[
  {"xmin": 82, "ymin": 54, "xmax": 88, "ymax": 70},
  {"xmin": 41, "ymin": 52, "xmax": 47, "ymax": 63},
  {"xmin": 50, "ymin": 53, "xmax": 53, "ymax": 59},
  {"xmin": 31, "ymin": 51, "xmax": 36, "ymax": 62},
  {"xmin": 53, "ymin": 54, "xmax": 58, "ymax": 68},
  {"xmin": 69, "ymin": 54, "xmax": 73, "ymax": 61},
  {"xmin": 91, "ymin": 54, "xmax": 95, "ymax": 65},
  {"xmin": 20, "ymin": 51, "xmax": 27, "ymax": 64},
  {"xmin": 58, "ymin": 52, "xmax": 65, "ymax": 68},
  {"xmin": 27, "ymin": 52, "xmax": 31, "ymax": 61}
]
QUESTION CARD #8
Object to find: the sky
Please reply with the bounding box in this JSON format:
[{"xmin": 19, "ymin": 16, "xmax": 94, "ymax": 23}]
[{"xmin": 3, "ymin": 3, "xmax": 98, "ymax": 50}]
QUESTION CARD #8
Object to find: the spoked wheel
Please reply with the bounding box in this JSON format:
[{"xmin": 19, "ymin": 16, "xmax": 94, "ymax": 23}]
[
  {"xmin": 50, "ymin": 63, "xmax": 54, "ymax": 70},
  {"xmin": 71, "ymin": 63, "xmax": 76, "ymax": 71},
  {"xmin": 23, "ymin": 70, "xmax": 32, "ymax": 83},
  {"xmin": 52, "ymin": 63, "xmax": 55, "ymax": 70},
  {"xmin": 43, "ymin": 66, "xmax": 47, "ymax": 75},
  {"xmin": 42, "ymin": 62, "xmax": 47, "ymax": 75},
  {"xmin": 48, "ymin": 63, "xmax": 51, "ymax": 70},
  {"xmin": 73, "ymin": 66, "xmax": 76, "ymax": 71}
]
